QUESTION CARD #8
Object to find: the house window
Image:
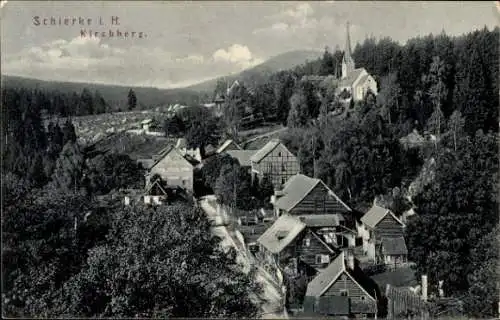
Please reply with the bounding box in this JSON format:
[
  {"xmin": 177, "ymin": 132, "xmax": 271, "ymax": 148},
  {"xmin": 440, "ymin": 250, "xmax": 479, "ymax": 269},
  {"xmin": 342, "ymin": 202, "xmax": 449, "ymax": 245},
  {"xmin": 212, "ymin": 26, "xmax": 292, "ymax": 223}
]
[
  {"xmin": 315, "ymin": 254, "xmax": 330, "ymax": 264},
  {"xmin": 340, "ymin": 289, "xmax": 348, "ymax": 297},
  {"xmin": 278, "ymin": 152, "xmax": 282, "ymax": 157},
  {"xmin": 282, "ymin": 163, "xmax": 286, "ymax": 172},
  {"xmin": 360, "ymin": 296, "xmax": 365, "ymax": 301},
  {"xmin": 281, "ymin": 177, "xmax": 286, "ymax": 185},
  {"xmin": 303, "ymin": 238, "xmax": 310, "ymax": 247}
]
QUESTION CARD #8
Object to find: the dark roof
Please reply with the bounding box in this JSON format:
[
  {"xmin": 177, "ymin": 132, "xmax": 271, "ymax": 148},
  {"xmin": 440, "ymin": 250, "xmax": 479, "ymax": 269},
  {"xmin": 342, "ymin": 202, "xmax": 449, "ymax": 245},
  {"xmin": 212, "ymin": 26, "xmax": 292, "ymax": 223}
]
[
  {"xmin": 306, "ymin": 252, "xmax": 378, "ymax": 301},
  {"xmin": 381, "ymin": 236, "xmax": 408, "ymax": 255},
  {"xmin": 250, "ymin": 139, "xmax": 284, "ymax": 163},
  {"xmin": 225, "ymin": 150, "xmax": 255, "ymax": 167},
  {"xmin": 257, "ymin": 214, "xmax": 306, "ymax": 254},
  {"xmin": 275, "ymin": 174, "xmax": 352, "ymax": 213}
]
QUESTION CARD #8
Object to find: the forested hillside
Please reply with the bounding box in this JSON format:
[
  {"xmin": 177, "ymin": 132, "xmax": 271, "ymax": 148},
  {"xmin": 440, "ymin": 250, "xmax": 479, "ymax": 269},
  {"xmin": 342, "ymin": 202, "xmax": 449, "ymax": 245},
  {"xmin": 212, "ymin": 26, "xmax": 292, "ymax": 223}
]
[{"xmin": 210, "ymin": 26, "xmax": 499, "ymax": 318}]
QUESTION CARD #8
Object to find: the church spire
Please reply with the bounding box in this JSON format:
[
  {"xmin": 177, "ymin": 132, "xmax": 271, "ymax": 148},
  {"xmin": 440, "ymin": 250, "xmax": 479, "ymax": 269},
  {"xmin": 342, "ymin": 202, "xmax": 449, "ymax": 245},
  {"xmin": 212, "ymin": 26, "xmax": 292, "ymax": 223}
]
[
  {"xmin": 345, "ymin": 21, "xmax": 352, "ymax": 59},
  {"xmin": 342, "ymin": 21, "xmax": 355, "ymax": 79}
]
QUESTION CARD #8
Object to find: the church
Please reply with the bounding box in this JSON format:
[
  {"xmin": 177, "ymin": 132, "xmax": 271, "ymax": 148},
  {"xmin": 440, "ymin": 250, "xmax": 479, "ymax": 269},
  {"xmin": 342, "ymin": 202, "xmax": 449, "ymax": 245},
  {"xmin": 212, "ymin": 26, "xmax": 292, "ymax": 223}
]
[{"xmin": 336, "ymin": 22, "xmax": 378, "ymax": 102}]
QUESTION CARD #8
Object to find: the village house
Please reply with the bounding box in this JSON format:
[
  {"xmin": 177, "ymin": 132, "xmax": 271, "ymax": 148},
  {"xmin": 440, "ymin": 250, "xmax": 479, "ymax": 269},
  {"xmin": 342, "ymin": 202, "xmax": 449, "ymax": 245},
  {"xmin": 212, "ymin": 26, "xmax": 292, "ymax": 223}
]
[
  {"xmin": 379, "ymin": 236, "xmax": 408, "ymax": 266},
  {"xmin": 142, "ymin": 178, "xmax": 169, "ymax": 206},
  {"xmin": 303, "ymin": 251, "xmax": 379, "ymax": 318},
  {"xmin": 145, "ymin": 146, "xmax": 194, "ymax": 193},
  {"xmin": 270, "ymin": 174, "xmax": 360, "ymax": 249},
  {"xmin": 250, "ymin": 139, "xmax": 300, "ymax": 189},
  {"xmin": 256, "ymin": 214, "xmax": 340, "ymax": 277},
  {"xmin": 358, "ymin": 203, "xmax": 406, "ymax": 263}
]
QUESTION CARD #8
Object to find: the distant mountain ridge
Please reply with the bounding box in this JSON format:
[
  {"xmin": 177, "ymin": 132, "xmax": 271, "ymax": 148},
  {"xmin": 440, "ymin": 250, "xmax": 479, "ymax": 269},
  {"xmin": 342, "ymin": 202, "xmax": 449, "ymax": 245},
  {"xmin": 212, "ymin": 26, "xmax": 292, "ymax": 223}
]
[
  {"xmin": 185, "ymin": 50, "xmax": 322, "ymax": 92},
  {"xmin": 1, "ymin": 50, "xmax": 322, "ymax": 108},
  {"xmin": 1, "ymin": 75, "xmax": 203, "ymax": 110}
]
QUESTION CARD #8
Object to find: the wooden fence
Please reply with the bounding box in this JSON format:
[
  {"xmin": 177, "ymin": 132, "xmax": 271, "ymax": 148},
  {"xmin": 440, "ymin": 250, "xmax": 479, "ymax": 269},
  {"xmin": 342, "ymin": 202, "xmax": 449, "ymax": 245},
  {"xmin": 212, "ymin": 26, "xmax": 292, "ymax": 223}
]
[{"xmin": 385, "ymin": 284, "xmax": 430, "ymax": 320}]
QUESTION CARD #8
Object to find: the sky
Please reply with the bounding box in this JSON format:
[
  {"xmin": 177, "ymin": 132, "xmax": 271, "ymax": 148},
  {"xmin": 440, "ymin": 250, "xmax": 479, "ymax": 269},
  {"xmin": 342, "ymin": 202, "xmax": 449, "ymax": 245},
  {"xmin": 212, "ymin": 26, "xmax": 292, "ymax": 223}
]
[{"xmin": 1, "ymin": 1, "xmax": 498, "ymax": 89}]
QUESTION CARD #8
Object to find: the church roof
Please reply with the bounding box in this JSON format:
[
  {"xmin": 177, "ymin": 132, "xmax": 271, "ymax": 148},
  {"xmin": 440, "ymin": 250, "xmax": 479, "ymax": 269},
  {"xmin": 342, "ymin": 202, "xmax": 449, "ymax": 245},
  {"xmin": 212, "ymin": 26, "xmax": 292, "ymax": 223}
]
[{"xmin": 339, "ymin": 68, "xmax": 366, "ymax": 87}]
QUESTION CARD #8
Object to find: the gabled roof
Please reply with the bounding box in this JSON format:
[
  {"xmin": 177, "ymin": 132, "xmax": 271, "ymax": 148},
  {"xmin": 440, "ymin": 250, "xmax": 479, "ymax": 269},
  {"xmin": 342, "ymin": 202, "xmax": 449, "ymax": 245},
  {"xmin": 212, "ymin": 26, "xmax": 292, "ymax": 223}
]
[
  {"xmin": 226, "ymin": 150, "xmax": 255, "ymax": 167},
  {"xmin": 306, "ymin": 252, "xmax": 347, "ymax": 296},
  {"xmin": 339, "ymin": 68, "xmax": 366, "ymax": 87},
  {"xmin": 361, "ymin": 204, "xmax": 404, "ymax": 229},
  {"xmin": 275, "ymin": 174, "xmax": 320, "ymax": 212},
  {"xmin": 381, "ymin": 236, "xmax": 408, "ymax": 255},
  {"xmin": 257, "ymin": 214, "xmax": 306, "ymax": 254},
  {"xmin": 250, "ymin": 139, "xmax": 284, "ymax": 163},
  {"xmin": 306, "ymin": 252, "xmax": 377, "ymax": 301},
  {"xmin": 150, "ymin": 146, "xmax": 193, "ymax": 170},
  {"xmin": 145, "ymin": 179, "xmax": 168, "ymax": 196},
  {"xmin": 275, "ymin": 174, "xmax": 352, "ymax": 213},
  {"xmin": 216, "ymin": 139, "xmax": 243, "ymax": 153},
  {"xmin": 296, "ymin": 214, "xmax": 344, "ymax": 228}
]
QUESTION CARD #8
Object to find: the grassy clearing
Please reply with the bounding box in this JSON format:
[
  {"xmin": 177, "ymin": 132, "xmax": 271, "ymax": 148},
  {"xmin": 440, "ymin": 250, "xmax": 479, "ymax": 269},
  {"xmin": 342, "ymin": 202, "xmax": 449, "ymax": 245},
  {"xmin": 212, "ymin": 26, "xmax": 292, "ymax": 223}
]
[{"xmin": 371, "ymin": 266, "xmax": 417, "ymax": 289}]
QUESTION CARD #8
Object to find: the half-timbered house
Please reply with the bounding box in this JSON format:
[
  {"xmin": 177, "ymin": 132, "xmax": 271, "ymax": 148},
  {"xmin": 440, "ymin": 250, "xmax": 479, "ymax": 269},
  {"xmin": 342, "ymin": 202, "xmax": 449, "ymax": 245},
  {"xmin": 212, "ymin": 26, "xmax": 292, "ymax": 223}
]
[{"xmin": 250, "ymin": 139, "xmax": 300, "ymax": 189}]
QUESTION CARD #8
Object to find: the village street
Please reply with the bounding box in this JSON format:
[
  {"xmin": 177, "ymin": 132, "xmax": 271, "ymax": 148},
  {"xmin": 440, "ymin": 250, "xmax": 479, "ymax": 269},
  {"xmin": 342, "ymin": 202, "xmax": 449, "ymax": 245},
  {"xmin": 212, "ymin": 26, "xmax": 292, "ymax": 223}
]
[{"xmin": 198, "ymin": 196, "xmax": 288, "ymax": 319}]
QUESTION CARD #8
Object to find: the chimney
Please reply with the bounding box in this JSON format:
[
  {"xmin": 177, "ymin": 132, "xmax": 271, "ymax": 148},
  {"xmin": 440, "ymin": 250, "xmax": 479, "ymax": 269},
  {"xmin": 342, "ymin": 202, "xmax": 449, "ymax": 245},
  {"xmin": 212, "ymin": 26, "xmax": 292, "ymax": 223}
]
[
  {"xmin": 346, "ymin": 252, "xmax": 355, "ymax": 270},
  {"xmin": 421, "ymin": 275, "xmax": 428, "ymax": 302}
]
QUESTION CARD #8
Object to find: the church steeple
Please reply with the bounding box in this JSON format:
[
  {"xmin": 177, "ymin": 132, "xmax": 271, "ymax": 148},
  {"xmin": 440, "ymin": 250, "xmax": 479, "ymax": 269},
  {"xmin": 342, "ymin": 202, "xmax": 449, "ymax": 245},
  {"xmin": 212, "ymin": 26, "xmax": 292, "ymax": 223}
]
[{"xmin": 342, "ymin": 21, "xmax": 355, "ymax": 79}]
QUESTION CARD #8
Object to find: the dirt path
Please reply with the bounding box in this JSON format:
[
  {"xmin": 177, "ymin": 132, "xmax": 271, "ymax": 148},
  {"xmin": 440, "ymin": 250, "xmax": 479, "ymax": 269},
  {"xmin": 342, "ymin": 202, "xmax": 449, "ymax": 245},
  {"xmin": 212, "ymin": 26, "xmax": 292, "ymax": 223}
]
[{"xmin": 199, "ymin": 197, "xmax": 288, "ymax": 319}]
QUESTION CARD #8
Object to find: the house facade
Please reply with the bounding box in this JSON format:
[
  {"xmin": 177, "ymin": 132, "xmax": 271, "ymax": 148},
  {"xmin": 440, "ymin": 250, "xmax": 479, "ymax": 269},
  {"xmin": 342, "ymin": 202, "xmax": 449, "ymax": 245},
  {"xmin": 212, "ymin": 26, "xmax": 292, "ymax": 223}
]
[
  {"xmin": 358, "ymin": 204, "xmax": 406, "ymax": 262},
  {"xmin": 146, "ymin": 147, "xmax": 194, "ymax": 192},
  {"xmin": 271, "ymin": 174, "xmax": 359, "ymax": 250},
  {"xmin": 380, "ymin": 236, "xmax": 408, "ymax": 266},
  {"xmin": 250, "ymin": 139, "xmax": 300, "ymax": 189},
  {"xmin": 303, "ymin": 252, "xmax": 378, "ymax": 318},
  {"xmin": 256, "ymin": 215, "xmax": 340, "ymax": 277}
]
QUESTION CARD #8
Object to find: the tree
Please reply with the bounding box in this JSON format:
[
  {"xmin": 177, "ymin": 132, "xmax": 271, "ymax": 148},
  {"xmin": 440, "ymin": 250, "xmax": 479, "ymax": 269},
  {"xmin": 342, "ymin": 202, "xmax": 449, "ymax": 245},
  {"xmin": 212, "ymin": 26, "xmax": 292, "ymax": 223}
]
[
  {"xmin": 259, "ymin": 173, "xmax": 275, "ymax": 208},
  {"xmin": 77, "ymin": 88, "xmax": 94, "ymax": 116},
  {"xmin": 86, "ymin": 153, "xmax": 143, "ymax": 195},
  {"xmin": 406, "ymin": 131, "xmax": 498, "ymax": 298},
  {"xmin": 63, "ymin": 119, "xmax": 77, "ymax": 145},
  {"xmin": 127, "ymin": 89, "xmax": 137, "ymax": 111},
  {"xmin": 50, "ymin": 142, "xmax": 86, "ymax": 193},
  {"xmin": 163, "ymin": 114, "xmax": 184, "ymax": 137},
  {"xmin": 287, "ymin": 91, "xmax": 309, "ymax": 128},
  {"xmin": 223, "ymin": 83, "xmax": 249, "ymax": 139},
  {"xmin": 465, "ymin": 225, "xmax": 499, "ymax": 318},
  {"xmin": 423, "ymin": 56, "xmax": 448, "ymax": 136},
  {"xmin": 201, "ymin": 154, "xmax": 238, "ymax": 190},
  {"xmin": 447, "ymin": 110, "xmax": 465, "ymax": 151},
  {"xmin": 93, "ymin": 90, "xmax": 107, "ymax": 114},
  {"xmin": 377, "ymin": 73, "xmax": 402, "ymax": 123},
  {"xmin": 180, "ymin": 106, "xmax": 220, "ymax": 156},
  {"xmin": 55, "ymin": 203, "xmax": 261, "ymax": 318}
]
